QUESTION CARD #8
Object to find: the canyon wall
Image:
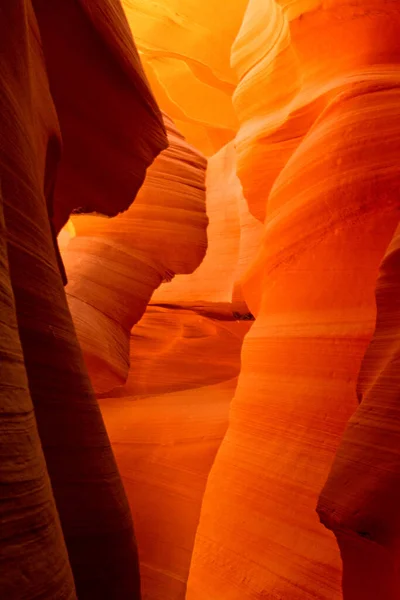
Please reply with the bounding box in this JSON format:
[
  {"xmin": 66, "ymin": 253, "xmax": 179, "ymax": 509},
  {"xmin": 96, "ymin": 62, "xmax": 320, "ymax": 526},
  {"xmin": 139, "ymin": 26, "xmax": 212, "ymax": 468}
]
[
  {"xmin": 99, "ymin": 308, "xmax": 252, "ymax": 599},
  {"xmin": 0, "ymin": 1, "xmax": 166, "ymax": 598},
  {"xmin": 3, "ymin": 1, "xmax": 400, "ymax": 599},
  {"xmin": 318, "ymin": 224, "xmax": 400, "ymax": 600},
  {"xmin": 120, "ymin": 0, "xmax": 249, "ymax": 155},
  {"xmin": 151, "ymin": 140, "xmax": 263, "ymax": 315},
  {"xmin": 62, "ymin": 114, "xmax": 207, "ymax": 393},
  {"xmin": 185, "ymin": 1, "xmax": 400, "ymax": 598},
  {"xmin": 62, "ymin": 126, "xmax": 259, "ymax": 599},
  {"xmin": 61, "ymin": 1, "xmax": 400, "ymax": 598}
]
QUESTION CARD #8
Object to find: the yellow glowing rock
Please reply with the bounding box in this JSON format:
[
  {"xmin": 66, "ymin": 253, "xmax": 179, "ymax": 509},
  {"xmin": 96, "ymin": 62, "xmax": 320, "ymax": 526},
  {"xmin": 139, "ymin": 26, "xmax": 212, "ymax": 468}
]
[
  {"xmin": 152, "ymin": 141, "xmax": 263, "ymax": 315},
  {"xmin": 122, "ymin": 0, "xmax": 249, "ymax": 154},
  {"xmin": 57, "ymin": 220, "xmax": 76, "ymax": 251}
]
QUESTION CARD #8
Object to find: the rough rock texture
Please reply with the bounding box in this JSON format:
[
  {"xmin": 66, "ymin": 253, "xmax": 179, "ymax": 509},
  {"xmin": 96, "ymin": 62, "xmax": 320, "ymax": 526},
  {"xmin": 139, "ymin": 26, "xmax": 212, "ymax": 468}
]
[
  {"xmin": 121, "ymin": 0, "xmax": 249, "ymax": 155},
  {"xmin": 0, "ymin": 1, "xmax": 166, "ymax": 598},
  {"xmin": 318, "ymin": 224, "xmax": 400, "ymax": 600},
  {"xmin": 186, "ymin": 1, "xmax": 400, "ymax": 599},
  {"xmin": 62, "ymin": 114, "xmax": 207, "ymax": 394}
]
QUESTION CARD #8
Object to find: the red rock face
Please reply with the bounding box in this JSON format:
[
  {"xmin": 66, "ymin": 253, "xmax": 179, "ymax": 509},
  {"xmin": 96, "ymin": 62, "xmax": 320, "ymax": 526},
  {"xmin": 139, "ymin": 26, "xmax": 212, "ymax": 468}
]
[
  {"xmin": 3, "ymin": 1, "xmax": 400, "ymax": 600},
  {"xmin": 33, "ymin": 0, "xmax": 167, "ymax": 232},
  {"xmin": 62, "ymin": 114, "xmax": 207, "ymax": 394},
  {"xmin": 0, "ymin": 2, "xmax": 166, "ymax": 599}
]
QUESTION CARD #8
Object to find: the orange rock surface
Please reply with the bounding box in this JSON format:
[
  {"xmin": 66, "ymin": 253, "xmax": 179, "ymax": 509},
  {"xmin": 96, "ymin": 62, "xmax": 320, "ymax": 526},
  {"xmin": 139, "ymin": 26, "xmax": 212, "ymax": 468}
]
[
  {"xmin": 100, "ymin": 307, "xmax": 251, "ymax": 599},
  {"xmin": 185, "ymin": 1, "xmax": 400, "ymax": 599},
  {"xmin": 59, "ymin": 115, "xmax": 261, "ymax": 598},
  {"xmin": 152, "ymin": 140, "xmax": 263, "ymax": 315},
  {"xmin": 318, "ymin": 224, "xmax": 400, "ymax": 599},
  {"xmin": 62, "ymin": 114, "xmax": 207, "ymax": 393},
  {"xmin": 3, "ymin": 1, "xmax": 400, "ymax": 599}
]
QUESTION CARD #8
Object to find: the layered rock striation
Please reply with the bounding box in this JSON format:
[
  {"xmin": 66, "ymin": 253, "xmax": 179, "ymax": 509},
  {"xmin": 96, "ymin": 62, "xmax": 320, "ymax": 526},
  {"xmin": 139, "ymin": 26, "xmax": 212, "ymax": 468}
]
[
  {"xmin": 318, "ymin": 224, "xmax": 400, "ymax": 599},
  {"xmin": 62, "ymin": 113, "xmax": 207, "ymax": 394},
  {"xmin": 3, "ymin": 1, "xmax": 400, "ymax": 600},
  {"xmin": 152, "ymin": 140, "xmax": 263, "ymax": 316},
  {"xmin": 121, "ymin": 0, "xmax": 249, "ymax": 155},
  {"xmin": 0, "ymin": 2, "xmax": 166, "ymax": 598},
  {"xmin": 186, "ymin": 1, "xmax": 400, "ymax": 598}
]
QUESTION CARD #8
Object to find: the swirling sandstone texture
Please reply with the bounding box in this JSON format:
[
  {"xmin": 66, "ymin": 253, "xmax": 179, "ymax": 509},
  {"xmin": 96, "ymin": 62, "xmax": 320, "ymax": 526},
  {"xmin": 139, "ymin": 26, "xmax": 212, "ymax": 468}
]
[
  {"xmin": 186, "ymin": 1, "xmax": 400, "ymax": 599},
  {"xmin": 151, "ymin": 140, "xmax": 263, "ymax": 315},
  {"xmin": 0, "ymin": 1, "xmax": 166, "ymax": 598},
  {"xmin": 120, "ymin": 0, "xmax": 249, "ymax": 155},
  {"xmin": 318, "ymin": 224, "xmax": 400, "ymax": 600},
  {"xmin": 62, "ymin": 113, "xmax": 207, "ymax": 394},
  {"xmin": 61, "ymin": 127, "xmax": 260, "ymax": 599},
  {"xmin": 100, "ymin": 307, "xmax": 252, "ymax": 599},
  {"xmin": 4, "ymin": 0, "xmax": 400, "ymax": 599}
]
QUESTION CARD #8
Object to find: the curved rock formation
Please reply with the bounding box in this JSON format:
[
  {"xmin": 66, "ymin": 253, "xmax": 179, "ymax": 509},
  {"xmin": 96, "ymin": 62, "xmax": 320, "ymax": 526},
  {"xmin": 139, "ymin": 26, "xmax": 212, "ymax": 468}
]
[
  {"xmin": 0, "ymin": 2, "xmax": 166, "ymax": 598},
  {"xmin": 318, "ymin": 224, "xmax": 400, "ymax": 600},
  {"xmin": 121, "ymin": 0, "xmax": 249, "ymax": 155},
  {"xmin": 186, "ymin": 2, "xmax": 400, "ymax": 598},
  {"xmin": 152, "ymin": 141, "xmax": 263, "ymax": 315},
  {"xmin": 34, "ymin": 0, "xmax": 167, "ymax": 232},
  {"xmin": 0, "ymin": 179, "xmax": 76, "ymax": 600},
  {"xmin": 4, "ymin": 1, "xmax": 400, "ymax": 599},
  {"xmin": 62, "ymin": 114, "xmax": 207, "ymax": 394},
  {"xmin": 62, "ymin": 130, "xmax": 262, "ymax": 599},
  {"xmin": 100, "ymin": 306, "xmax": 252, "ymax": 600}
]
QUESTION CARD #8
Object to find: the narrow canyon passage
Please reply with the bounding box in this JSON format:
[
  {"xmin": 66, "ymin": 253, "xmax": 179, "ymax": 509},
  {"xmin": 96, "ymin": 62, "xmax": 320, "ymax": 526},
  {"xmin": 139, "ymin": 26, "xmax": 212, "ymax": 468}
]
[
  {"xmin": 99, "ymin": 306, "xmax": 252, "ymax": 599},
  {"xmin": 2, "ymin": 1, "xmax": 400, "ymax": 599}
]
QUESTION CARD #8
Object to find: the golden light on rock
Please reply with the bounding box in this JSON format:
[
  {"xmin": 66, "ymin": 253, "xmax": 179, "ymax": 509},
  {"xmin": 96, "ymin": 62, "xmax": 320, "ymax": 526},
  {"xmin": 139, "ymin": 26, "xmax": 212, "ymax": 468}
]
[{"xmin": 1, "ymin": 2, "xmax": 400, "ymax": 599}]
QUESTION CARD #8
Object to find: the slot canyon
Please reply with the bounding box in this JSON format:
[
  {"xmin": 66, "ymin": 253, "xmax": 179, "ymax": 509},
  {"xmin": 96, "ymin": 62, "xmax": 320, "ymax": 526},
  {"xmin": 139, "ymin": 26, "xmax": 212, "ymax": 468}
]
[{"xmin": 2, "ymin": 0, "xmax": 400, "ymax": 598}]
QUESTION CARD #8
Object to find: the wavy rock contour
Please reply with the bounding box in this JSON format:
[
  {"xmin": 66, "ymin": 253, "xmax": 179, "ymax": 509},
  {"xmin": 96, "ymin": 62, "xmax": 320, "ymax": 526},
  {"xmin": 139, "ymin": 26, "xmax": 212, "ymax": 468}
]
[
  {"xmin": 62, "ymin": 114, "xmax": 207, "ymax": 394},
  {"xmin": 121, "ymin": 0, "xmax": 249, "ymax": 155},
  {"xmin": 318, "ymin": 224, "xmax": 400, "ymax": 600},
  {"xmin": 0, "ymin": 2, "xmax": 166, "ymax": 598},
  {"xmin": 186, "ymin": 1, "xmax": 400, "ymax": 598},
  {"xmin": 152, "ymin": 141, "xmax": 263, "ymax": 315}
]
